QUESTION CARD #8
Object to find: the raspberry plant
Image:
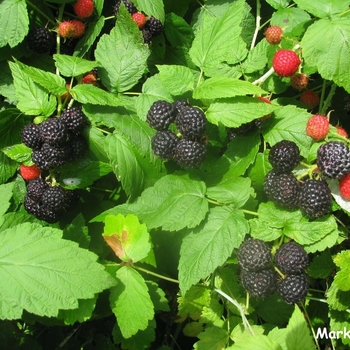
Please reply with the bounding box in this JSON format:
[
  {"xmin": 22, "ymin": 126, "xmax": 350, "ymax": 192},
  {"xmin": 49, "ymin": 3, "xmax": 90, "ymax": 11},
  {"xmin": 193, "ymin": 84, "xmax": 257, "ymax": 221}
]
[{"xmin": 1, "ymin": 0, "xmax": 350, "ymax": 349}]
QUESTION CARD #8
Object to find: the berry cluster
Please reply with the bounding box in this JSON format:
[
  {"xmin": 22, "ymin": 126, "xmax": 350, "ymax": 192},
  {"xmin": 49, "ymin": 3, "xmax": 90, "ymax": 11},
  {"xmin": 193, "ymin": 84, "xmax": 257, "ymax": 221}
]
[
  {"xmin": 147, "ymin": 100, "xmax": 207, "ymax": 168},
  {"xmin": 21, "ymin": 106, "xmax": 88, "ymax": 171},
  {"xmin": 24, "ymin": 178, "xmax": 74, "ymax": 223},
  {"xmin": 113, "ymin": 0, "xmax": 163, "ymax": 44},
  {"xmin": 264, "ymin": 140, "xmax": 333, "ymax": 219},
  {"xmin": 238, "ymin": 238, "xmax": 309, "ymax": 304}
]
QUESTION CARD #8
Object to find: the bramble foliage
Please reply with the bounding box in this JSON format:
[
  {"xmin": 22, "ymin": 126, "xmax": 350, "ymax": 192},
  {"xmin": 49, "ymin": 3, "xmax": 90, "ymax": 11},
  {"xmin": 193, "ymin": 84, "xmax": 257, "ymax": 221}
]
[{"xmin": 1, "ymin": 0, "xmax": 350, "ymax": 348}]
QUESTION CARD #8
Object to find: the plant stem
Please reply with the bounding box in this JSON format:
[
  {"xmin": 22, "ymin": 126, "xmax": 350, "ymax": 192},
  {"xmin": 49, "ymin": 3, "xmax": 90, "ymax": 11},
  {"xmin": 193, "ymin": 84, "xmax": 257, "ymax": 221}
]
[
  {"xmin": 318, "ymin": 79, "xmax": 327, "ymax": 115},
  {"xmin": 250, "ymin": 0, "xmax": 261, "ymax": 50},
  {"xmin": 252, "ymin": 66, "xmax": 275, "ymax": 85},
  {"xmin": 132, "ymin": 265, "xmax": 180, "ymax": 284},
  {"xmin": 320, "ymin": 83, "xmax": 337, "ymax": 115},
  {"xmin": 26, "ymin": 0, "xmax": 56, "ymax": 25},
  {"xmin": 241, "ymin": 209, "xmax": 259, "ymax": 217},
  {"xmin": 299, "ymin": 303, "xmax": 321, "ymax": 350},
  {"xmin": 215, "ymin": 288, "xmax": 255, "ymax": 335}
]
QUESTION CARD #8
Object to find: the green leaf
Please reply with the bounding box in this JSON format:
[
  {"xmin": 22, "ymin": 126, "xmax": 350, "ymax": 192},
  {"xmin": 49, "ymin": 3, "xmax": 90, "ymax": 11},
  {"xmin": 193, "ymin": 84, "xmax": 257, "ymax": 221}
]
[
  {"xmin": 1, "ymin": 143, "xmax": 32, "ymax": 164},
  {"xmin": 333, "ymin": 250, "xmax": 350, "ymax": 291},
  {"xmin": 189, "ymin": 0, "xmax": 246, "ymax": 72},
  {"xmin": 0, "ymin": 223, "xmax": 115, "ymax": 320},
  {"xmin": 249, "ymin": 219, "xmax": 282, "ymax": 242},
  {"xmin": 307, "ymin": 250, "xmax": 335, "ymax": 279},
  {"xmin": 134, "ymin": 0, "xmax": 165, "ymax": 22},
  {"xmin": 179, "ymin": 207, "xmax": 248, "ymax": 294},
  {"xmin": 157, "ymin": 64, "xmax": 195, "ymax": 95},
  {"xmin": 59, "ymin": 159, "xmax": 112, "ymax": 189},
  {"xmin": 194, "ymin": 326, "xmax": 229, "ymax": 350},
  {"xmin": 263, "ymin": 105, "xmax": 312, "ymax": 158},
  {"xmin": 229, "ymin": 333, "xmax": 283, "ymax": 350},
  {"xmin": 0, "ymin": 182, "xmax": 14, "ymax": 222},
  {"xmin": 16, "ymin": 61, "xmax": 67, "ymax": 95},
  {"xmin": 0, "ymin": 154, "xmax": 17, "ymax": 185},
  {"xmin": 95, "ymin": 6, "xmax": 150, "ymax": 92},
  {"xmin": 0, "ymin": 0, "xmax": 29, "ymax": 48},
  {"xmin": 177, "ymin": 285, "xmax": 211, "ymax": 321},
  {"xmin": 54, "ymin": 54, "xmax": 98, "ymax": 77},
  {"xmin": 70, "ymin": 84, "xmax": 124, "ymax": 107},
  {"xmin": 8, "ymin": 61, "xmax": 56, "ymax": 117},
  {"xmin": 93, "ymin": 174, "xmax": 208, "ymax": 232},
  {"xmin": 241, "ymin": 39, "xmax": 269, "ymax": 74},
  {"xmin": 103, "ymin": 214, "xmax": 151, "ymax": 263},
  {"xmin": 73, "ymin": 16, "xmax": 105, "ymax": 57},
  {"xmin": 146, "ymin": 281, "xmax": 170, "ymax": 312},
  {"xmin": 63, "ymin": 214, "xmax": 90, "ymax": 249},
  {"xmin": 110, "ymin": 266, "xmax": 154, "ymax": 338},
  {"xmin": 301, "ymin": 18, "xmax": 350, "ymax": 93},
  {"xmin": 329, "ymin": 310, "xmax": 350, "ymax": 346},
  {"xmin": 135, "ymin": 74, "xmax": 173, "ymax": 120},
  {"xmin": 193, "ymin": 77, "xmax": 267, "ymax": 100},
  {"xmin": 206, "ymin": 97, "xmax": 280, "ymax": 128},
  {"xmin": 293, "ymin": 0, "xmax": 350, "ymax": 18},
  {"xmin": 206, "ymin": 176, "xmax": 252, "ymax": 206},
  {"xmin": 285, "ymin": 306, "xmax": 316, "ymax": 350},
  {"xmin": 327, "ymin": 282, "xmax": 350, "ymax": 311},
  {"xmin": 164, "ymin": 13, "xmax": 194, "ymax": 48},
  {"xmin": 57, "ymin": 297, "xmax": 97, "ymax": 325},
  {"xmin": 104, "ymin": 132, "xmax": 144, "ymax": 198},
  {"xmin": 265, "ymin": 0, "xmax": 291, "ymax": 10}
]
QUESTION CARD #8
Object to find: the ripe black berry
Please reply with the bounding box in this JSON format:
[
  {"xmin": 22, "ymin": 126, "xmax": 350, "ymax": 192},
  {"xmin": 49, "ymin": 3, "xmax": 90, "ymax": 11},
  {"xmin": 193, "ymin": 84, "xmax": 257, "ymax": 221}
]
[
  {"xmin": 145, "ymin": 16, "xmax": 163, "ymax": 36},
  {"xmin": 174, "ymin": 139, "xmax": 206, "ymax": 168},
  {"xmin": 276, "ymin": 273, "xmax": 309, "ymax": 304},
  {"xmin": 141, "ymin": 28, "xmax": 153, "ymax": 44},
  {"xmin": 68, "ymin": 135, "xmax": 87, "ymax": 160},
  {"xmin": 24, "ymin": 195, "xmax": 41, "ymax": 217},
  {"xmin": 151, "ymin": 130, "xmax": 179, "ymax": 160},
  {"xmin": 274, "ymin": 241, "xmax": 309, "ymax": 274},
  {"xmin": 39, "ymin": 117, "xmax": 68, "ymax": 145},
  {"xmin": 264, "ymin": 170, "xmax": 300, "ymax": 209},
  {"xmin": 26, "ymin": 177, "xmax": 49, "ymax": 202},
  {"xmin": 298, "ymin": 179, "xmax": 332, "ymax": 219},
  {"xmin": 27, "ymin": 27, "xmax": 55, "ymax": 54},
  {"xmin": 173, "ymin": 100, "xmax": 190, "ymax": 114},
  {"xmin": 317, "ymin": 141, "xmax": 350, "ymax": 179},
  {"xmin": 147, "ymin": 100, "xmax": 176, "ymax": 131},
  {"xmin": 228, "ymin": 120, "xmax": 262, "ymax": 141},
  {"xmin": 237, "ymin": 238, "xmax": 272, "ymax": 272},
  {"xmin": 21, "ymin": 123, "xmax": 42, "ymax": 150},
  {"xmin": 268, "ymin": 140, "xmax": 300, "ymax": 173},
  {"xmin": 113, "ymin": 0, "xmax": 137, "ymax": 15},
  {"xmin": 60, "ymin": 106, "xmax": 88, "ymax": 134},
  {"xmin": 32, "ymin": 143, "xmax": 70, "ymax": 170},
  {"xmin": 240, "ymin": 268, "xmax": 277, "ymax": 298},
  {"xmin": 41, "ymin": 186, "xmax": 71, "ymax": 212},
  {"xmin": 175, "ymin": 106, "xmax": 206, "ymax": 140}
]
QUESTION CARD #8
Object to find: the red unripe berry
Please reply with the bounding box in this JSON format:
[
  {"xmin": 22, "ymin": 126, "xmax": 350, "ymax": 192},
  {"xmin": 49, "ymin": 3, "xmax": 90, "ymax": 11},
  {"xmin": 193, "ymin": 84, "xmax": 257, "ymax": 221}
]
[
  {"xmin": 336, "ymin": 126, "xmax": 349, "ymax": 138},
  {"xmin": 339, "ymin": 173, "xmax": 350, "ymax": 200},
  {"xmin": 20, "ymin": 164, "xmax": 41, "ymax": 181},
  {"xmin": 306, "ymin": 114, "xmax": 329, "ymax": 141},
  {"xmin": 58, "ymin": 21, "xmax": 76, "ymax": 38},
  {"xmin": 272, "ymin": 50, "xmax": 301, "ymax": 77},
  {"xmin": 70, "ymin": 19, "xmax": 85, "ymax": 38},
  {"xmin": 300, "ymin": 90, "xmax": 320, "ymax": 109},
  {"xmin": 264, "ymin": 26, "xmax": 283, "ymax": 45},
  {"xmin": 82, "ymin": 72, "xmax": 97, "ymax": 85},
  {"xmin": 132, "ymin": 12, "xmax": 147, "ymax": 29},
  {"xmin": 73, "ymin": 0, "xmax": 94, "ymax": 19},
  {"xmin": 290, "ymin": 73, "xmax": 309, "ymax": 90}
]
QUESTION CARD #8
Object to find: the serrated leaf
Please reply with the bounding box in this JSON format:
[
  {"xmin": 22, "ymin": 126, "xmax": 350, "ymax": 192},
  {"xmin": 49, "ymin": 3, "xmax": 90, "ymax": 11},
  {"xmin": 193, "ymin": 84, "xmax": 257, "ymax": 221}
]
[
  {"xmin": 93, "ymin": 174, "xmax": 208, "ymax": 232},
  {"xmin": 263, "ymin": 105, "xmax": 312, "ymax": 157},
  {"xmin": 103, "ymin": 214, "xmax": 151, "ymax": 263},
  {"xmin": 193, "ymin": 77, "xmax": 267, "ymax": 100},
  {"xmin": 265, "ymin": 0, "xmax": 290, "ymax": 10},
  {"xmin": 8, "ymin": 61, "xmax": 56, "ymax": 117},
  {"xmin": 285, "ymin": 306, "xmax": 315, "ymax": 350},
  {"xmin": 110, "ymin": 266, "xmax": 154, "ymax": 338},
  {"xmin": 179, "ymin": 207, "xmax": 248, "ymax": 295},
  {"xmin": 0, "ymin": 223, "xmax": 115, "ymax": 320},
  {"xmin": 326, "ymin": 283, "xmax": 350, "ymax": 311},
  {"xmin": 157, "ymin": 64, "xmax": 195, "ymax": 95},
  {"xmin": 16, "ymin": 61, "xmax": 67, "ymax": 95},
  {"xmin": 189, "ymin": 0, "xmax": 245, "ymax": 72},
  {"xmin": 249, "ymin": 219, "xmax": 282, "ymax": 242},
  {"xmin": 95, "ymin": 6, "xmax": 150, "ymax": 92},
  {"xmin": 70, "ymin": 84, "xmax": 123, "ymax": 107},
  {"xmin": 0, "ymin": 0, "xmax": 29, "ymax": 48},
  {"xmin": 333, "ymin": 250, "xmax": 350, "ymax": 291},
  {"xmin": 241, "ymin": 39, "xmax": 269, "ymax": 74},
  {"xmin": 1, "ymin": 143, "xmax": 32, "ymax": 164},
  {"xmin": 307, "ymin": 250, "xmax": 335, "ymax": 279},
  {"xmin": 74, "ymin": 16, "xmax": 105, "ymax": 57},
  {"xmin": 105, "ymin": 132, "xmax": 144, "ymax": 198},
  {"xmin": 57, "ymin": 297, "xmax": 97, "ymax": 325},
  {"xmin": 0, "ymin": 182, "xmax": 14, "ymax": 222},
  {"xmin": 206, "ymin": 176, "xmax": 252, "ymax": 206},
  {"xmin": 146, "ymin": 281, "xmax": 169, "ymax": 312},
  {"xmin": 194, "ymin": 326, "xmax": 229, "ymax": 350},
  {"xmin": 135, "ymin": 74, "xmax": 173, "ymax": 120},
  {"xmin": 229, "ymin": 333, "xmax": 283, "ymax": 350},
  {"xmin": 59, "ymin": 159, "xmax": 112, "ymax": 189},
  {"xmin": 134, "ymin": 0, "xmax": 164, "ymax": 22},
  {"xmin": 54, "ymin": 54, "xmax": 98, "ymax": 77},
  {"xmin": 293, "ymin": 0, "xmax": 350, "ymax": 18},
  {"xmin": 206, "ymin": 97, "xmax": 280, "ymax": 128},
  {"xmin": 329, "ymin": 310, "xmax": 350, "ymax": 346},
  {"xmin": 301, "ymin": 18, "xmax": 350, "ymax": 93},
  {"xmin": 164, "ymin": 13, "xmax": 194, "ymax": 48},
  {"xmin": 0, "ymin": 154, "xmax": 17, "ymax": 185}
]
